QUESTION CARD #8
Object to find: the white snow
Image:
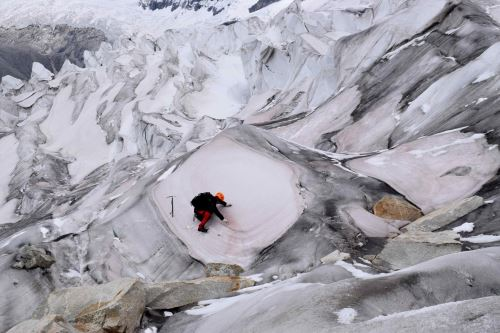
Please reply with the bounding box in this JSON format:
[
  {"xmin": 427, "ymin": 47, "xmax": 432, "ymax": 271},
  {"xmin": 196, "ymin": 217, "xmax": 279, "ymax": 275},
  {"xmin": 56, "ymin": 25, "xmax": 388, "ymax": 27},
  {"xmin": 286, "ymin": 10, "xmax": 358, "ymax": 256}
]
[
  {"xmin": 0, "ymin": 134, "xmax": 19, "ymax": 224},
  {"xmin": 152, "ymin": 134, "xmax": 304, "ymax": 268},
  {"xmin": 336, "ymin": 307, "xmax": 358, "ymax": 324},
  {"xmin": 452, "ymin": 222, "xmax": 475, "ymax": 233},
  {"xmin": 0, "ymin": 0, "xmax": 294, "ymax": 39},
  {"xmin": 334, "ymin": 260, "xmax": 377, "ymax": 279},
  {"xmin": 39, "ymin": 227, "xmax": 50, "ymax": 238},
  {"xmin": 164, "ymin": 311, "xmax": 173, "ymax": 317},
  {"xmin": 40, "ymin": 82, "xmax": 115, "ymax": 183},
  {"xmin": 31, "ymin": 62, "xmax": 54, "ymax": 81},
  {"xmin": 183, "ymin": 54, "xmax": 249, "ymax": 119},
  {"xmin": 460, "ymin": 234, "xmax": 500, "ymax": 243},
  {"xmin": 1, "ymin": 75, "xmax": 24, "ymax": 93},
  {"xmin": 475, "ymin": 97, "xmax": 488, "ymax": 105},
  {"xmin": 143, "ymin": 327, "xmax": 157, "ymax": 333}
]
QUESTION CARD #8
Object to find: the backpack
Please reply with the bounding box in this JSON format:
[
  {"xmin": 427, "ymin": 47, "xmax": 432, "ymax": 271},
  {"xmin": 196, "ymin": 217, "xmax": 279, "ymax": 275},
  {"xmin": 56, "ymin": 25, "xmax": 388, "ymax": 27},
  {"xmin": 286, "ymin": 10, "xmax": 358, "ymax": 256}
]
[{"xmin": 191, "ymin": 192, "xmax": 213, "ymax": 210}]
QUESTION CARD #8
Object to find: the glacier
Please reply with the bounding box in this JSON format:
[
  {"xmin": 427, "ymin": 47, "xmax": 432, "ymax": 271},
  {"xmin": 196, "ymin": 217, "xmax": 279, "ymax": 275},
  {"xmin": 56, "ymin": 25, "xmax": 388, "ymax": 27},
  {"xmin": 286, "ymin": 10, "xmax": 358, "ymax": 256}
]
[{"xmin": 1, "ymin": 0, "xmax": 500, "ymax": 332}]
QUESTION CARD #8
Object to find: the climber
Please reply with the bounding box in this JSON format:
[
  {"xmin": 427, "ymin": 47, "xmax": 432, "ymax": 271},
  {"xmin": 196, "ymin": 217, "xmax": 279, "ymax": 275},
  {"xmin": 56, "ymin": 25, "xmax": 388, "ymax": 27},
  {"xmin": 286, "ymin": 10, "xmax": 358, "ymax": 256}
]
[{"xmin": 191, "ymin": 192, "xmax": 231, "ymax": 233}]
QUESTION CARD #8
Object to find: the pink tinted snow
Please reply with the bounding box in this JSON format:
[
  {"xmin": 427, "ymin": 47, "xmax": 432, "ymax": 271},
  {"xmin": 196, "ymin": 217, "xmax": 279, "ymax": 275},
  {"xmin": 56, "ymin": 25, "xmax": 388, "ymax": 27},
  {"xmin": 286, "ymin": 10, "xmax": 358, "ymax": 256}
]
[
  {"xmin": 152, "ymin": 134, "xmax": 304, "ymax": 268},
  {"xmin": 347, "ymin": 131, "xmax": 500, "ymax": 213}
]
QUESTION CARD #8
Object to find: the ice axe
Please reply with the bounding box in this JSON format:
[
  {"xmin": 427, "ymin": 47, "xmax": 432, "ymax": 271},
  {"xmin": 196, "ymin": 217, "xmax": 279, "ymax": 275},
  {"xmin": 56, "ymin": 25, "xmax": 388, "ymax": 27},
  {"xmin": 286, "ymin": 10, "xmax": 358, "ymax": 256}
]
[{"xmin": 166, "ymin": 195, "xmax": 175, "ymax": 217}]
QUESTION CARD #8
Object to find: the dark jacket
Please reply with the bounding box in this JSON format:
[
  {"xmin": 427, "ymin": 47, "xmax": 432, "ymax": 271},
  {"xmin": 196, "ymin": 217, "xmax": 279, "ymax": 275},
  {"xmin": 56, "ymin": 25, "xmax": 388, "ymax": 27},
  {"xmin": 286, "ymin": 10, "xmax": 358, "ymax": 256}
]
[{"xmin": 191, "ymin": 192, "xmax": 227, "ymax": 220}]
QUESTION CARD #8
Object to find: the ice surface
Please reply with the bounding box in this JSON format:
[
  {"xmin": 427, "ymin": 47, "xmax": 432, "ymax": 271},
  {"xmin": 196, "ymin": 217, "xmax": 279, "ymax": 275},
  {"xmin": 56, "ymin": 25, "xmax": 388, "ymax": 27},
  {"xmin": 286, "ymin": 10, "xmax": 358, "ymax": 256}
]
[
  {"xmin": 0, "ymin": 134, "xmax": 19, "ymax": 224},
  {"xmin": 152, "ymin": 134, "xmax": 304, "ymax": 268},
  {"xmin": 347, "ymin": 131, "xmax": 500, "ymax": 213}
]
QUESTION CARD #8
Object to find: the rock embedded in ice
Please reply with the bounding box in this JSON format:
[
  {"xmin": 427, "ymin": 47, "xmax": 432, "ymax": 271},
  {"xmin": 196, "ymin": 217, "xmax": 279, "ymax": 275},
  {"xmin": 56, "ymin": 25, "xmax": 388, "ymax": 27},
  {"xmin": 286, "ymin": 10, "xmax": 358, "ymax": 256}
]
[
  {"xmin": 145, "ymin": 276, "xmax": 255, "ymax": 310},
  {"xmin": 374, "ymin": 231, "xmax": 462, "ymax": 270},
  {"xmin": 320, "ymin": 250, "xmax": 350, "ymax": 265},
  {"xmin": 11, "ymin": 245, "xmax": 56, "ymax": 270},
  {"xmin": 205, "ymin": 263, "xmax": 244, "ymax": 277},
  {"xmin": 404, "ymin": 196, "xmax": 484, "ymax": 232},
  {"xmin": 372, "ymin": 196, "xmax": 422, "ymax": 222}
]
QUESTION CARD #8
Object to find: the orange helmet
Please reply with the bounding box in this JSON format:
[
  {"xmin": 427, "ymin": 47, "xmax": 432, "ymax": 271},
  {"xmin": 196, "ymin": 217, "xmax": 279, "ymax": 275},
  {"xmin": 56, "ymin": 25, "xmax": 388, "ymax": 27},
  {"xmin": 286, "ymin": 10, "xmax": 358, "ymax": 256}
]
[{"xmin": 215, "ymin": 192, "xmax": 225, "ymax": 201}]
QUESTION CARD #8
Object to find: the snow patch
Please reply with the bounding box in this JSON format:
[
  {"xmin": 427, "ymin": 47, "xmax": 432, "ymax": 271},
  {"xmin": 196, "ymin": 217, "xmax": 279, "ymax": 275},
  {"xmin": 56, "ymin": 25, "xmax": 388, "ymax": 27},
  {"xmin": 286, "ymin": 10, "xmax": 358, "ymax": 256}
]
[
  {"xmin": 452, "ymin": 222, "xmax": 474, "ymax": 233},
  {"xmin": 334, "ymin": 260, "xmax": 376, "ymax": 279},
  {"xmin": 460, "ymin": 234, "xmax": 500, "ymax": 243},
  {"xmin": 336, "ymin": 307, "xmax": 358, "ymax": 324}
]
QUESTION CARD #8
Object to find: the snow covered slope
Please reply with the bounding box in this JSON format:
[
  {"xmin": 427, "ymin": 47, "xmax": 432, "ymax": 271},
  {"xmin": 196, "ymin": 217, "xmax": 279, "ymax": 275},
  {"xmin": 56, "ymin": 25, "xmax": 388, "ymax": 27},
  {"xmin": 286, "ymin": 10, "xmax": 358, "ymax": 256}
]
[{"xmin": 1, "ymin": 0, "xmax": 500, "ymax": 332}]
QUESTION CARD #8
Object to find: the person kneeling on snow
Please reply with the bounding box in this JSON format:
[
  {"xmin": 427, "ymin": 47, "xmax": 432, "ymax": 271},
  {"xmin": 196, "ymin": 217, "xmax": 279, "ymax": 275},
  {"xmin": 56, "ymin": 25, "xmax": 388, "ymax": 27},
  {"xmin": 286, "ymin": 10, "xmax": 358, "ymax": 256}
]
[{"xmin": 191, "ymin": 192, "xmax": 231, "ymax": 232}]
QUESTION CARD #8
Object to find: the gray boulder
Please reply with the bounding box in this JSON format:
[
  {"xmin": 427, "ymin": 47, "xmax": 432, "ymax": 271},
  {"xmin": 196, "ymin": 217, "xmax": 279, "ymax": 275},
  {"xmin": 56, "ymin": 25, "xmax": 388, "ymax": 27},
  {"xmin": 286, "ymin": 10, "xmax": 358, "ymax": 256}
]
[
  {"xmin": 11, "ymin": 245, "xmax": 55, "ymax": 270},
  {"xmin": 34, "ymin": 278, "xmax": 145, "ymax": 333},
  {"xmin": 145, "ymin": 276, "xmax": 255, "ymax": 309},
  {"xmin": 374, "ymin": 231, "xmax": 462, "ymax": 270},
  {"xmin": 405, "ymin": 196, "xmax": 484, "ymax": 232}
]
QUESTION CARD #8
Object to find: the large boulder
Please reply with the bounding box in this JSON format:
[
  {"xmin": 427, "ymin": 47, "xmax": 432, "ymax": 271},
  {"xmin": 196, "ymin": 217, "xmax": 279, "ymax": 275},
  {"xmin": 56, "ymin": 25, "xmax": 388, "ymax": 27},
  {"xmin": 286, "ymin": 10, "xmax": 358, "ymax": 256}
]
[
  {"xmin": 145, "ymin": 276, "xmax": 255, "ymax": 310},
  {"xmin": 34, "ymin": 278, "xmax": 145, "ymax": 333},
  {"xmin": 6, "ymin": 315, "xmax": 75, "ymax": 333},
  {"xmin": 374, "ymin": 231, "xmax": 462, "ymax": 270},
  {"xmin": 405, "ymin": 196, "xmax": 484, "ymax": 232},
  {"xmin": 11, "ymin": 245, "xmax": 55, "ymax": 270},
  {"xmin": 372, "ymin": 196, "xmax": 422, "ymax": 222}
]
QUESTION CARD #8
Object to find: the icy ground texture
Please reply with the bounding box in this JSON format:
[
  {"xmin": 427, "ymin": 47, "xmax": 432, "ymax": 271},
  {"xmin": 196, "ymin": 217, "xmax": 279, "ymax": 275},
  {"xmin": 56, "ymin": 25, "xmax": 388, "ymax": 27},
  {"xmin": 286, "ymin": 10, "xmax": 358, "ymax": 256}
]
[
  {"xmin": 163, "ymin": 248, "xmax": 500, "ymax": 332},
  {"xmin": 1, "ymin": 0, "xmax": 500, "ymax": 331},
  {"xmin": 153, "ymin": 133, "xmax": 305, "ymax": 268}
]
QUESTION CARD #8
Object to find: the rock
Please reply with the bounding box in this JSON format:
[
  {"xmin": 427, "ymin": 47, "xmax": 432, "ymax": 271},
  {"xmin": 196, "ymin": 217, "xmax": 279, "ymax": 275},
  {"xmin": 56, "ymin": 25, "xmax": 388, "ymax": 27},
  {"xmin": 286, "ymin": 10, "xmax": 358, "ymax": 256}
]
[
  {"xmin": 372, "ymin": 196, "xmax": 422, "ymax": 221},
  {"xmin": 11, "ymin": 245, "xmax": 55, "ymax": 270},
  {"xmin": 34, "ymin": 278, "xmax": 145, "ymax": 333},
  {"xmin": 1, "ymin": 75, "xmax": 24, "ymax": 93},
  {"xmin": 145, "ymin": 276, "xmax": 255, "ymax": 310},
  {"xmin": 205, "ymin": 263, "xmax": 244, "ymax": 277},
  {"xmin": 31, "ymin": 62, "xmax": 54, "ymax": 81},
  {"xmin": 6, "ymin": 315, "xmax": 75, "ymax": 333},
  {"xmin": 320, "ymin": 250, "xmax": 351, "ymax": 264},
  {"xmin": 374, "ymin": 231, "xmax": 461, "ymax": 270},
  {"xmin": 405, "ymin": 196, "xmax": 484, "ymax": 232}
]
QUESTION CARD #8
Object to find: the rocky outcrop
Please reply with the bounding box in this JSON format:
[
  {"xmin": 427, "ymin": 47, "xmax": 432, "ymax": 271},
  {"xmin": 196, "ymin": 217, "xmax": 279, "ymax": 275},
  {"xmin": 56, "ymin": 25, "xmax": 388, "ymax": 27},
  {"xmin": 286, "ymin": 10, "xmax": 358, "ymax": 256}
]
[
  {"xmin": 11, "ymin": 245, "xmax": 55, "ymax": 270},
  {"xmin": 405, "ymin": 196, "xmax": 484, "ymax": 232},
  {"xmin": 6, "ymin": 315, "xmax": 75, "ymax": 333},
  {"xmin": 34, "ymin": 278, "xmax": 145, "ymax": 333},
  {"xmin": 374, "ymin": 231, "xmax": 462, "ymax": 270},
  {"xmin": 145, "ymin": 276, "xmax": 255, "ymax": 309},
  {"xmin": 372, "ymin": 196, "xmax": 422, "ymax": 222},
  {"xmin": 205, "ymin": 263, "xmax": 244, "ymax": 277},
  {"xmin": 320, "ymin": 250, "xmax": 351, "ymax": 265}
]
